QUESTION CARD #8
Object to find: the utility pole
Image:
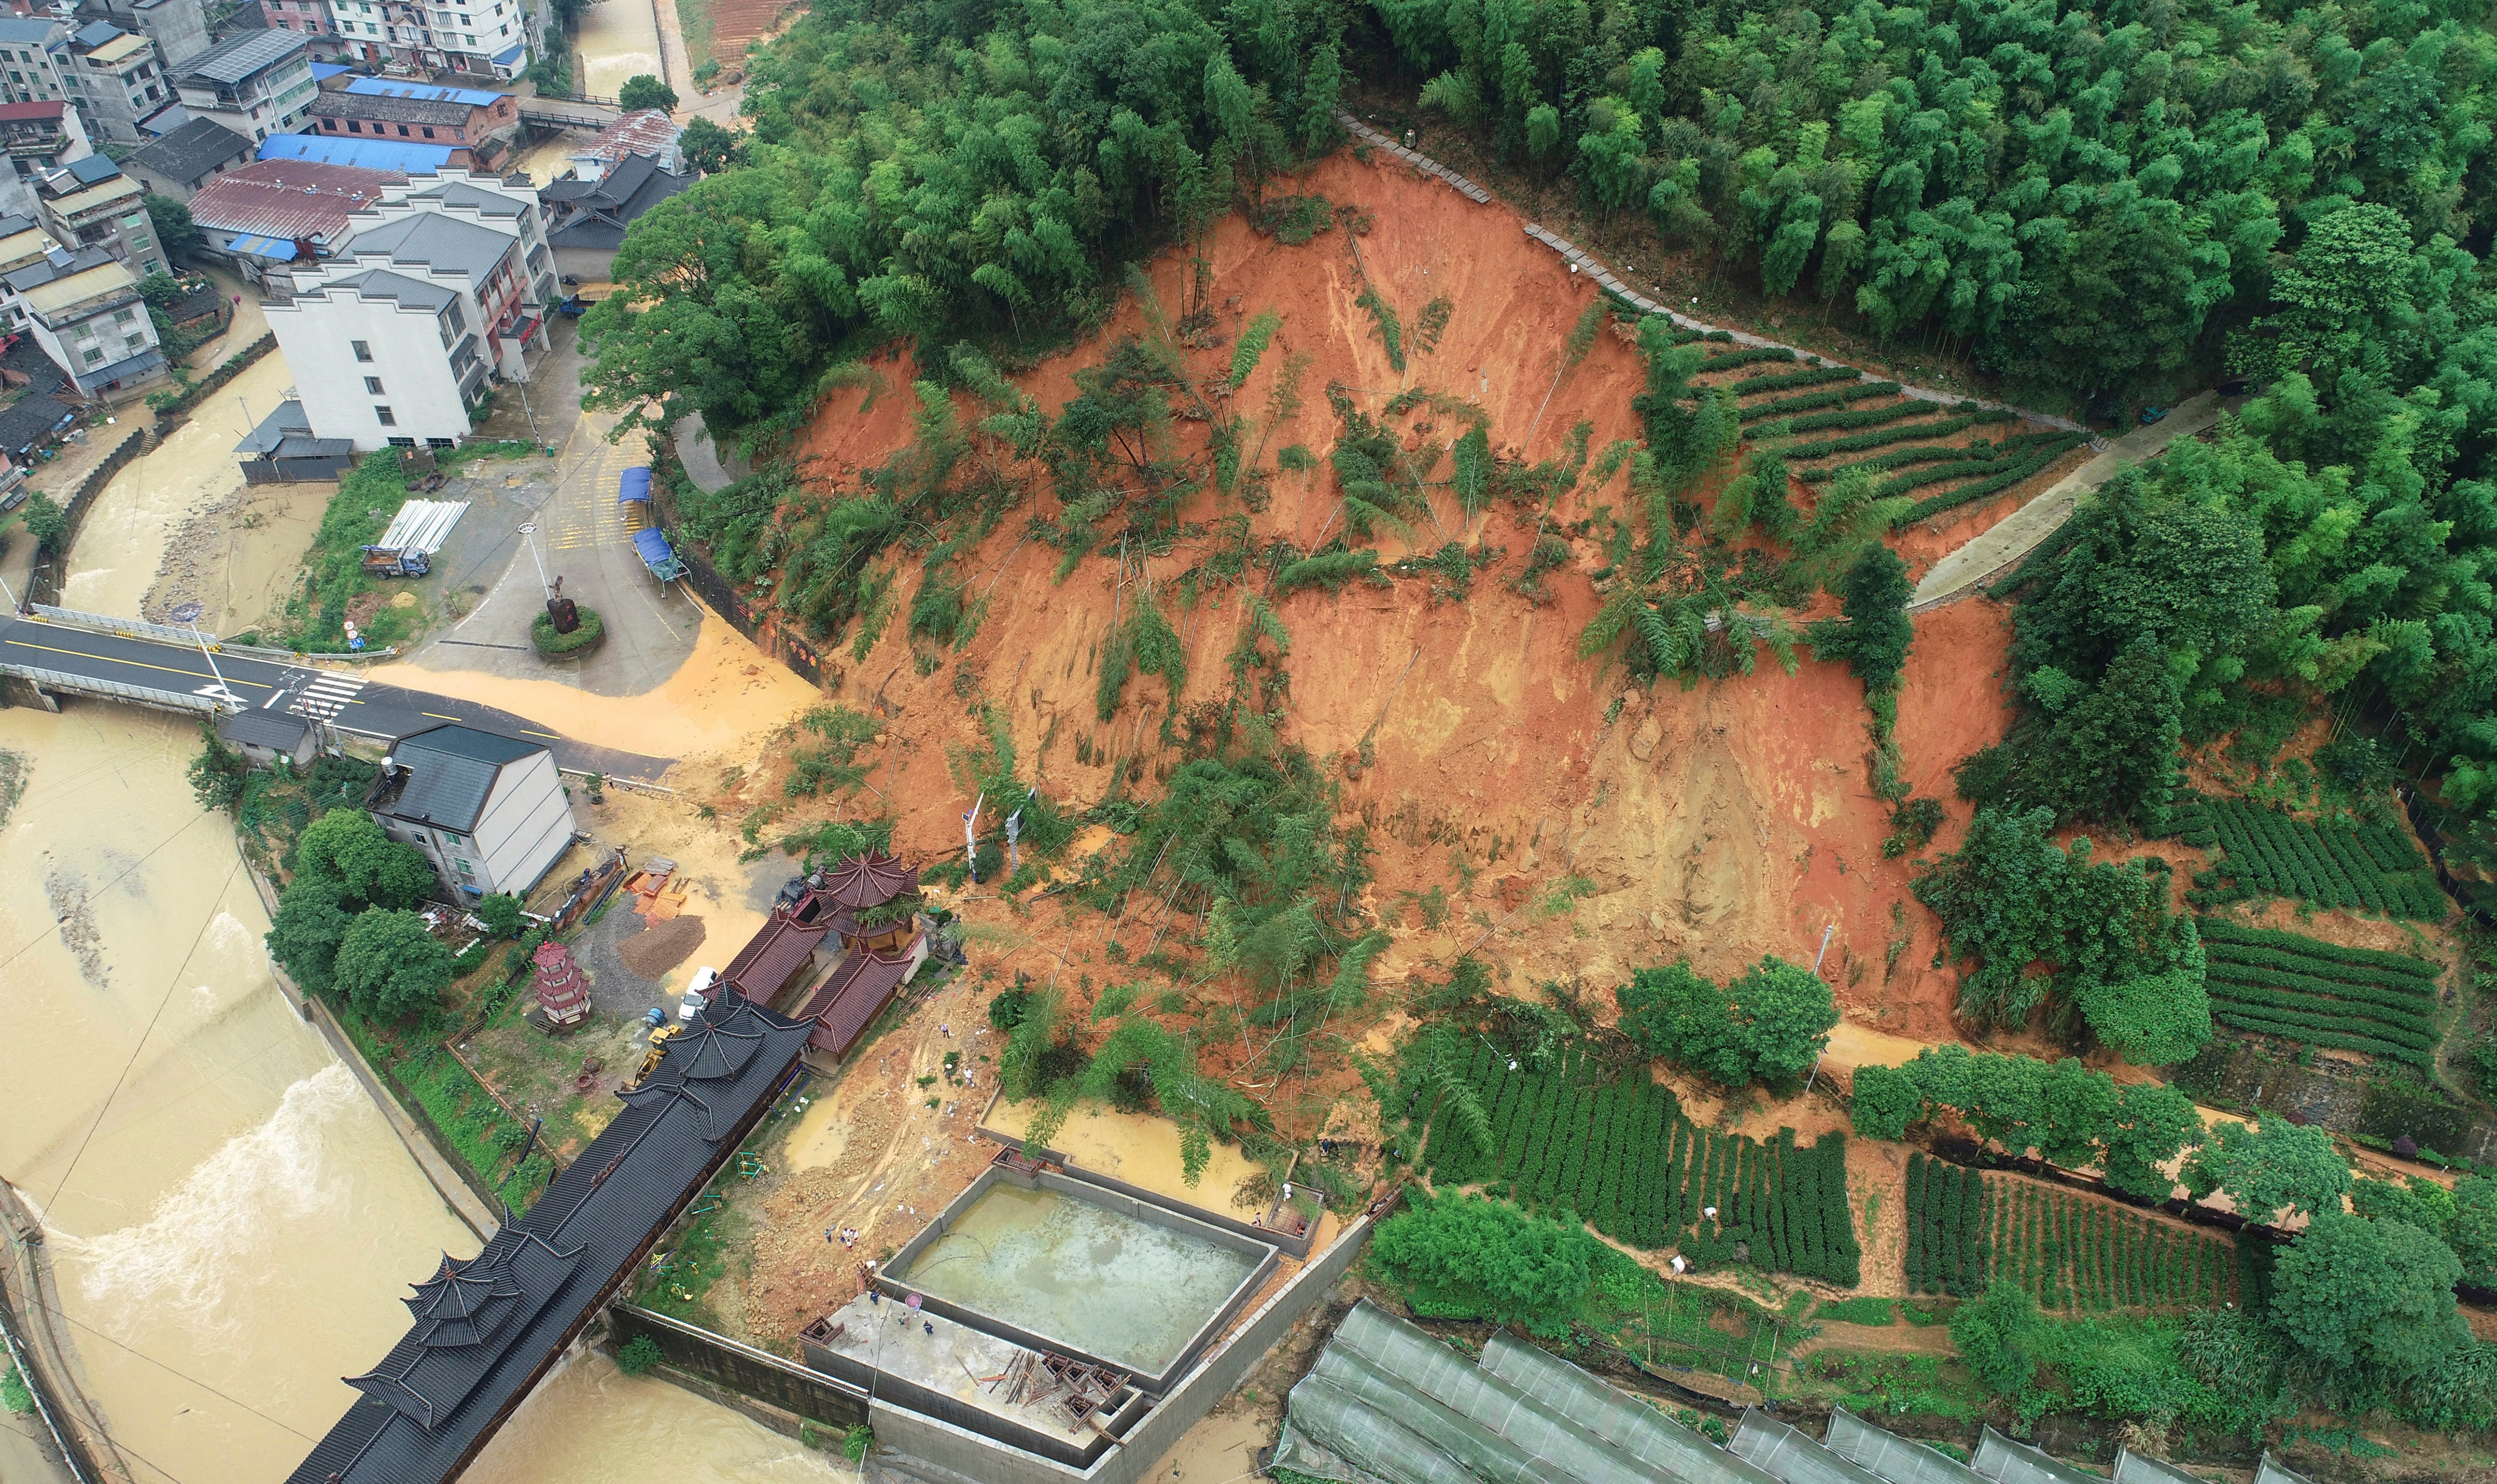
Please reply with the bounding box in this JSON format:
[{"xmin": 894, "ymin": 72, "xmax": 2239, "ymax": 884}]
[
  {"xmin": 519, "ymin": 521, "xmax": 551, "ymax": 599},
  {"xmin": 168, "ymin": 601, "xmax": 237, "ymax": 712}
]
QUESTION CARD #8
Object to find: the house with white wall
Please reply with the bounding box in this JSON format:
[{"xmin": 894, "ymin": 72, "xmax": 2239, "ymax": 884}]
[
  {"xmin": 365, "ymin": 723, "xmax": 575, "ymax": 899},
  {"xmin": 173, "ymin": 29, "xmax": 313, "ymax": 143},
  {"xmin": 264, "ymin": 169, "xmax": 551, "ymax": 449}
]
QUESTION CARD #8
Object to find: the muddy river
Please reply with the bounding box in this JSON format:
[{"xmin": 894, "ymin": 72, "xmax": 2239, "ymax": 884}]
[{"xmin": 1, "ymin": 218, "xmax": 835, "ymax": 1484}]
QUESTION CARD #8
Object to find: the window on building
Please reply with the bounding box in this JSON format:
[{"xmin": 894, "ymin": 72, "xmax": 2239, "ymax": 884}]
[
  {"xmin": 426, "ymin": 436, "xmax": 454, "ymax": 448},
  {"xmin": 375, "ymin": 405, "xmax": 395, "ymax": 426},
  {"xmin": 123, "ymin": 334, "xmax": 142, "ymax": 352},
  {"xmin": 81, "ymin": 346, "xmax": 101, "ymax": 364},
  {"xmin": 388, "ymin": 435, "xmax": 415, "ymax": 448},
  {"xmin": 111, "ymin": 307, "xmax": 132, "ymax": 325},
  {"xmin": 364, "ymin": 375, "xmax": 384, "ymax": 394},
  {"xmin": 396, "ymin": 124, "xmax": 409, "ymax": 136},
  {"xmin": 351, "ymin": 339, "xmax": 372, "ymax": 362},
  {"xmin": 140, "ymin": 259, "xmax": 157, "ymax": 274},
  {"xmin": 420, "ymin": 126, "xmax": 433, "ymax": 138}
]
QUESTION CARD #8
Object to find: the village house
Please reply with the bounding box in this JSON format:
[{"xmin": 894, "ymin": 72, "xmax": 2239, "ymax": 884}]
[
  {"xmin": 309, "ymin": 77, "xmax": 513, "ymax": 167},
  {"xmin": 185, "ymin": 156, "xmax": 398, "ymax": 288},
  {"xmin": 123, "ymin": 114, "xmax": 251, "ymax": 199},
  {"xmin": 364, "ymin": 723, "xmax": 574, "ymax": 899}
]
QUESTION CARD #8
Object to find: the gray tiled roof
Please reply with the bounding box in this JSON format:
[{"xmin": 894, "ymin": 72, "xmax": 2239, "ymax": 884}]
[
  {"xmin": 218, "ymin": 710, "xmax": 314, "ymax": 750},
  {"xmin": 379, "ymin": 724, "xmax": 543, "ymax": 831},
  {"xmin": 129, "ymin": 117, "xmax": 253, "ymax": 185},
  {"xmin": 312, "ymin": 91, "xmax": 472, "ymax": 127},
  {"xmin": 180, "ymin": 28, "xmax": 306, "ymax": 85},
  {"xmin": 319, "ymin": 268, "xmax": 458, "ymax": 311},
  {"xmin": 408, "ymin": 180, "xmax": 529, "ymax": 217},
  {"xmin": 285, "ymin": 993, "xmax": 812, "ymax": 1484},
  {"xmin": 343, "ymin": 209, "xmax": 513, "ymax": 284}
]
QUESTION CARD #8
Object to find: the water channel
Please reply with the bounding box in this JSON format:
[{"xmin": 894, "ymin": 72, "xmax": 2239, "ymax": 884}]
[{"xmin": 0, "ymin": 12, "xmax": 837, "ymax": 1478}]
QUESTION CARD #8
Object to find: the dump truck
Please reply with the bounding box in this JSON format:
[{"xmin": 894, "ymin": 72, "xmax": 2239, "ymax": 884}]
[{"xmin": 359, "ymin": 546, "xmax": 431, "ymax": 577}]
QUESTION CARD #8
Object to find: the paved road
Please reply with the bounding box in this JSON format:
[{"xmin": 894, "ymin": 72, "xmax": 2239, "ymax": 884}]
[
  {"xmin": 1907, "ymin": 389, "xmax": 2229, "ymax": 610},
  {"xmin": 0, "ymin": 614, "xmax": 673, "ymax": 781}
]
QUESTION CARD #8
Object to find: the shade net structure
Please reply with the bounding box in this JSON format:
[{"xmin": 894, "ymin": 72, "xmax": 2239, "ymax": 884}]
[
  {"xmin": 2114, "ymin": 1447, "xmax": 2214, "ymax": 1484},
  {"xmin": 1974, "ymin": 1427, "xmax": 2104, "ymax": 1484},
  {"xmin": 1272, "ymin": 1300, "xmax": 1772, "ymax": 1484},
  {"xmin": 1824, "ymin": 1406, "xmax": 1988, "ymax": 1484},
  {"xmin": 1734, "ymin": 1409, "xmax": 1887, "ymax": 1484},
  {"xmin": 2255, "ymin": 1453, "xmax": 2315, "ymax": 1484},
  {"xmin": 1478, "ymin": 1333, "xmax": 1778, "ymax": 1484}
]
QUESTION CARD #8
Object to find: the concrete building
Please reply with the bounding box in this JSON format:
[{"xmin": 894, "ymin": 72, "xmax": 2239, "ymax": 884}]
[
  {"xmin": 0, "ymin": 99, "xmax": 93, "ymax": 180},
  {"xmin": 0, "ymin": 246, "xmax": 167, "ymax": 395},
  {"xmin": 325, "ymin": 0, "xmax": 526, "ymax": 80},
  {"xmin": 233, "ymin": 397, "xmax": 355, "ymax": 481},
  {"xmin": 79, "ymin": 0, "xmax": 210, "ymax": 70},
  {"xmin": 540, "ymin": 150, "xmax": 685, "ymax": 280},
  {"xmin": 33, "ymin": 155, "xmax": 165, "ymax": 274},
  {"xmin": 365, "ymin": 723, "xmax": 574, "ymax": 898},
  {"xmin": 253, "ymin": 0, "xmax": 344, "ymax": 50},
  {"xmin": 57, "ymin": 20, "xmax": 178, "ymax": 146},
  {"xmin": 122, "ymin": 112, "xmax": 248, "ymax": 198},
  {"xmin": 566, "ymin": 108, "xmax": 679, "ymax": 182},
  {"xmin": 216, "ymin": 709, "xmax": 319, "ymax": 767},
  {"xmin": 257, "ymin": 129, "xmax": 463, "ymax": 171},
  {"xmin": 173, "ymin": 28, "xmax": 313, "ymax": 143},
  {"xmin": 309, "ymin": 77, "xmax": 512, "ymax": 164},
  {"xmin": 266, "ymin": 169, "xmax": 551, "ymax": 448},
  {"xmin": 0, "ymin": 17, "xmax": 71, "ymax": 107},
  {"xmin": 185, "ymin": 156, "xmax": 396, "ymax": 287}
]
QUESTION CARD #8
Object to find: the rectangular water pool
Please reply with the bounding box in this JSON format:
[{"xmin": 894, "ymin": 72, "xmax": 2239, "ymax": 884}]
[{"xmin": 891, "ymin": 1176, "xmax": 1266, "ymax": 1381}]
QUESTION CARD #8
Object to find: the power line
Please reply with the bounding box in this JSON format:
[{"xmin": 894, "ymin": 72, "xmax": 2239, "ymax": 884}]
[
  {"xmin": 48, "ymin": 856, "xmax": 243, "ymax": 1206},
  {"xmin": 23, "ymin": 1293, "xmax": 315, "ymax": 1445},
  {"xmin": 0, "ymin": 812, "xmax": 218, "ymax": 980}
]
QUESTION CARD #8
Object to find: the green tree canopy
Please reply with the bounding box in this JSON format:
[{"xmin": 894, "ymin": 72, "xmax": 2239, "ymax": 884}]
[
  {"xmin": 2269, "ymin": 1210, "xmax": 2467, "ymax": 1393},
  {"xmin": 2183, "ymin": 1114, "xmax": 2352, "ymax": 1221},
  {"xmin": 2450, "ymin": 1175, "xmax": 2497, "ymax": 1290},
  {"xmin": 1368, "ymin": 1191, "xmax": 1594, "ymax": 1338},
  {"xmin": 1848, "ymin": 1062, "xmax": 1921, "ymax": 1141},
  {"xmin": 678, "ymin": 116, "xmax": 738, "ymax": 175},
  {"xmin": 1911, "ymin": 805, "xmax": 2209, "ymax": 1062},
  {"xmin": 332, "ymin": 909, "xmax": 455, "ymax": 1022},
  {"xmin": 1807, "ymin": 543, "xmax": 1913, "ymax": 692},
  {"xmin": 617, "ymin": 74, "xmax": 678, "ymax": 113},
  {"xmin": 264, "ymin": 873, "xmax": 353, "ymax": 999},
  {"xmin": 295, "ymin": 808, "xmax": 434, "ymax": 909},
  {"xmin": 1615, "ymin": 954, "xmax": 1836, "ymax": 1092},
  {"xmin": 144, "ymin": 192, "xmax": 199, "ymax": 258}
]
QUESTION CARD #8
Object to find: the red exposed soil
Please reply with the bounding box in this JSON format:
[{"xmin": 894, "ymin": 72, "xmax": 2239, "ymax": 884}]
[{"xmin": 778, "ymin": 150, "xmax": 2032, "ymax": 1050}]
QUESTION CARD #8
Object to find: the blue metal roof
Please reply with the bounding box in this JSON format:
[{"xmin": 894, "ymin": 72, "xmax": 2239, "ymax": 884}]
[
  {"xmin": 344, "ymin": 75, "xmax": 503, "ymax": 108},
  {"xmin": 258, "ymin": 132, "xmax": 456, "ymax": 172},
  {"xmin": 310, "ymin": 61, "xmax": 353, "ymax": 80},
  {"xmin": 492, "ymin": 41, "xmax": 525, "ymax": 66},
  {"xmin": 617, "ymin": 465, "xmax": 651, "ymax": 502},
  {"xmin": 221, "ymin": 231, "xmax": 299, "ymax": 260}
]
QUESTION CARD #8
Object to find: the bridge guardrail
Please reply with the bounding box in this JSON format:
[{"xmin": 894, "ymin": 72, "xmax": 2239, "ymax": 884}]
[
  {"xmin": 29, "ymin": 604, "xmax": 217, "ymax": 646},
  {"xmin": 1, "ymin": 663, "xmax": 219, "ymax": 715}
]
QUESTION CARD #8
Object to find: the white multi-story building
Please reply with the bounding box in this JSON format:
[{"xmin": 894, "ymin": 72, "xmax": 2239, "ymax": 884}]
[
  {"xmin": 267, "ymin": 170, "xmax": 554, "ymax": 450},
  {"xmin": 326, "ymin": 0, "xmax": 527, "ymax": 80},
  {"xmin": 172, "ymin": 29, "xmax": 314, "ymax": 143}
]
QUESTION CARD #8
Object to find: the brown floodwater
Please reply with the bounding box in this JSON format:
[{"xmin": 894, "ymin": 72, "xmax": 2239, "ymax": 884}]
[{"xmin": 0, "ymin": 359, "xmax": 836, "ymax": 1484}]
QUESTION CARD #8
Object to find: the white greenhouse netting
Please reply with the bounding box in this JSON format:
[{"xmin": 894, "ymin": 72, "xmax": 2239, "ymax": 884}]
[
  {"xmin": 1975, "ymin": 1426, "xmax": 2105, "ymax": 1484},
  {"xmin": 1272, "ymin": 1300, "xmax": 1773, "ymax": 1484},
  {"xmin": 1479, "ymin": 1331, "xmax": 1780, "ymax": 1484},
  {"xmin": 1824, "ymin": 1406, "xmax": 1989, "ymax": 1484},
  {"xmin": 1734, "ymin": 1408, "xmax": 1889, "ymax": 1484},
  {"xmin": 2113, "ymin": 1446, "xmax": 2215, "ymax": 1484},
  {"xmin": 2255, "ymin": 1452, "xmax": 2315, "ymax": 1484}
]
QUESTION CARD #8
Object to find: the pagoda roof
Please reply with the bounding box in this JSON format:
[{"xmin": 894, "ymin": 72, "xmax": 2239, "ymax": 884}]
[
  {"xmin": 819, "ymin": 849, "xmax": 918, "ymax": 909},
  {"xmin": 287, "ymin": 993, "xmax": 810, "ymax": 1484}
]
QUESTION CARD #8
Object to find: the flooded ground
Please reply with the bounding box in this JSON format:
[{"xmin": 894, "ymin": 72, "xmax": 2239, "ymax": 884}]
[
  {"xmin": 896, "ymin": 1182, "xmax": 1259, "ymax": 1375},
  {"xmin": 574, "ymin": 0, "xmax": 664, "ymax": 99}
]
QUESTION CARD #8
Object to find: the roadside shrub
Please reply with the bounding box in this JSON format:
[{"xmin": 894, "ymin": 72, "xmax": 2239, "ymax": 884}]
[
  {"xmin": 616, "ymin": 1335, "xmax": 664, "ymax": 1375},
  {"xmin": 531, "ymin": 606, "xmax": 607, "ymax": 656}
]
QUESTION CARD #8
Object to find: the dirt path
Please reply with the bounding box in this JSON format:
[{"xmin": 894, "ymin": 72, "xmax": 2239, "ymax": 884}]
[
  {"xmin": 1789, "ymin": 1320, "xmax": 1955, "ymax": 1360},
  {"xmin": 1907, "ymin": 391, "xmax": 2228, "ymax": 609}
]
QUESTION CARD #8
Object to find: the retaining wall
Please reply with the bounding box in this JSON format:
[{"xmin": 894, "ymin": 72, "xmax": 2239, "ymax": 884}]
[
  {"xmin": 874, "ymin": 1205, "xmax": 1374, "ymax": 1484},
  {"xmin": 608, "ymin": 1304, "xmax": 870, "ymax": 1430},
  {"xmin": 27, "ymin": 429, "xmax": 144, "ymax": 607}
]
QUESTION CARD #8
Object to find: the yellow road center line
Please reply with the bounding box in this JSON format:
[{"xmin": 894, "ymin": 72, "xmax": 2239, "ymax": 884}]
[{"xmin": 0, "ymin": 636, "xmax": 275, "ymax": 690}]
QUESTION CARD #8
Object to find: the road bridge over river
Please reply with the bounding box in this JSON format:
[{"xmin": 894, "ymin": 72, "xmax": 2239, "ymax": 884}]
[{"xmin": 0, "ymin": 606, "xmax": 671, "ymax": 781}]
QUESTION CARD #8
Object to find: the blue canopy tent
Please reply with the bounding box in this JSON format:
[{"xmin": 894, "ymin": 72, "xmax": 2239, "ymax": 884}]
[
  {"xmin": 633, "ymin": 526, "xmax": 687, "ymax": 582},
  {"xmin": 618, "ymin": 465, "xmax": 652, "ymax": 504}
]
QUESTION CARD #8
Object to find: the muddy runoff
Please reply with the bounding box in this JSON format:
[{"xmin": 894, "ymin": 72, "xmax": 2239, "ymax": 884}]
[{"xmin": 0, "ymin": 377, "xmax": 834, "ymax": 1478}]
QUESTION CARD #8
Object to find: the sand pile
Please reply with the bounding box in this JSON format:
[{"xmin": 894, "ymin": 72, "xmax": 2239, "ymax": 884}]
[{"xmin": 618, "ymin": 915, "xmax": 706, "ymax": 979}]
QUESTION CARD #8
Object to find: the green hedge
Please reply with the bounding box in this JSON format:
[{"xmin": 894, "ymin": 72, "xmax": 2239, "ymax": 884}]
[
  {"xmin": 2211, "ymin": 1007, "xmax": 2435, "ymax": 1067},
  {"xmin": 1422, "ymin": 1040, "xmax": 1855, "ymax": 1282},
  {"xmin": 2203, "ymin": 980, "xmax": 2434, "ymax": 1048},
  {"xmin": 1739, "ymin": 381, "xmax": 1903, "ymax": 424},
  {"xmin": 2185, "ymin": 799, "xmax": 2446, "ymax": 919},
  {"xmin": 1725, "ymin": 365, "xmax": 1862, "ymax": 397},
  {"xmin": 2196, "ymin": 918, "xmax": 2444, "ymax": 980},
  {"xmin": 1699, "ymin": 344, "xmax": 1799, "ymax": 372},
  {"xmin": 531, "ymin": 605, "xmax": 607, "ymax": 656},
  {"xmin": 1746, "ymin": 398, "xmax": 1934, "ymax": 439},
  {"xmin": 1980, "ymin": 1174, "xmax": 2233, "ymax": 1313}
]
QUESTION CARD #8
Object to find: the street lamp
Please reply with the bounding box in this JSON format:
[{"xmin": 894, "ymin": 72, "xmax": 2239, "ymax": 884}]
[
  {"xmin": 519, "ymin": 521, "xmax": 551, "ymax": 600},
  {"xmin": 168, "ymin": 600, "xmax": 240, "ymax": 712}
]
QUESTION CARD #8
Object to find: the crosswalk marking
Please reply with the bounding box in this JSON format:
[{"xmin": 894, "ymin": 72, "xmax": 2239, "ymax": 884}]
[{"xmin": 288, "ymin": 672, "xmax": 368, "ymax": 719}]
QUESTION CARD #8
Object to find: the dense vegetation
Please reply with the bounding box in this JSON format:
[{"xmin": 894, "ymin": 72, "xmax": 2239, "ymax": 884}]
[
  {"xmin": 1911, "ymin": 806, "xmax": 2210, "ymax": 1064},
  {"xmin": 1973, "ymin": 1168, "xmax": 2237, "ymax": 1313},
  {"xmin": 1614, "ymin": 953, "xmax": 1836, "ymax": 1092},
  {"xmin": 1850, "ymin": 1047, "xmax": 2200, "ymax": 1202}
]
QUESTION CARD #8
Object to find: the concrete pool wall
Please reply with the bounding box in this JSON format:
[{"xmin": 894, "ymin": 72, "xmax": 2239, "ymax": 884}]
[{"xmin": 877, "ymin": 1166, "xmax": 1280, "ymax": 1394}]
